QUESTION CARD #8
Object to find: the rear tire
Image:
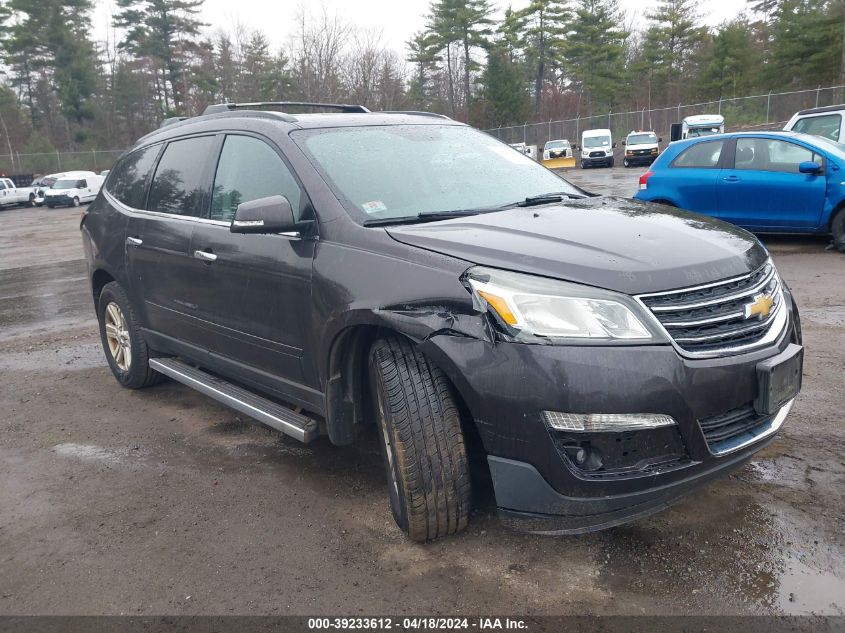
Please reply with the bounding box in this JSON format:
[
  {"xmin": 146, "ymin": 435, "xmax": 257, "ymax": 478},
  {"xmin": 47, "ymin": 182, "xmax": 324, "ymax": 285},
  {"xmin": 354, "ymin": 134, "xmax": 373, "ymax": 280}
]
[
  {"xmin": 97, "ymin": 282, "xmax": 162, "ymax": 389},
  {"xmin": 368, "ymin": 336, "xmax": 471, "ymax": 542},
  {"xmin": 831, "ymin": 207, "xmax": 845, "ymax": 251}
]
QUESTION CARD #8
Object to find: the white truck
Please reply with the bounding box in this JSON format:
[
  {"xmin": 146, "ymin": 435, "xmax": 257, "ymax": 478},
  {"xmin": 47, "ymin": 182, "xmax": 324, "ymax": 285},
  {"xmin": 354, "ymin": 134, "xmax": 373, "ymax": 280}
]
[
  {"xmin": 670, "ymin": 115, "xmax": 725, "ymax": 141},
  {"xmin": 580, "ymin": 129, "xmax": 615, "ymax": 168},
  {"xmin": 784, "ymin": 105, "xmax": 845, "ymax": 143},
  {"xmin": 0, "ymin": 178, "xmax": 37, "ymax": 208}
]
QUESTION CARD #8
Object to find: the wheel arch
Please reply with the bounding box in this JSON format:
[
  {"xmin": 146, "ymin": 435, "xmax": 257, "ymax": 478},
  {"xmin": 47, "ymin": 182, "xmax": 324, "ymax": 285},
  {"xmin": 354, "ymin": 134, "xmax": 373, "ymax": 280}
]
[
  {"xmin": 323, "ymin": 317, "xmax": 484, "ymax": 450},
  {"xmin": 91, "ymin": 268, "xmax": 117, "ymax": 306}
]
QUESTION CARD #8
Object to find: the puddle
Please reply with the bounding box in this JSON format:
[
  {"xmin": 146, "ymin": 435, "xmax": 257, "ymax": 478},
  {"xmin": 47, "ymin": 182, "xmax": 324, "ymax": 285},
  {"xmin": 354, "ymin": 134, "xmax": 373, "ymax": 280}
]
[{"xmin": 776, "ymin": 556, "xmax": 845, "ymax": 614}]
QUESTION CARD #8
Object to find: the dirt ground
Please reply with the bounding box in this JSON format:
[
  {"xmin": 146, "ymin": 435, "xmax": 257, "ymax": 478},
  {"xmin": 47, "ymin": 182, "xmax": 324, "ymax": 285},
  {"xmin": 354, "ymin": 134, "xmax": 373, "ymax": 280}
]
[{"xmin": 1, "ymin": 172, "xmax": 844, "ymax": 616}]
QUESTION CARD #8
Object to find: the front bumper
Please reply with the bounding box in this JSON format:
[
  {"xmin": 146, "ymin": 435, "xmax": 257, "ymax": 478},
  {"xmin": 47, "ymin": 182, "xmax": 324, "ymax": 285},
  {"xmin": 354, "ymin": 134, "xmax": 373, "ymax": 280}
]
[
  {"xmin": 625, "ymin": 153, "xmax": 657, "ymax": 165},
  {"xmin": 45, "ymin": 195, "xmax": 72, "ymax": 206},
  {"xmin": 419, "ymin": 289, "xmax": 801, "ymax": 533},
  {"xmin": 582, "ymin": 154, "xmax": 613, "ymax": 165}
]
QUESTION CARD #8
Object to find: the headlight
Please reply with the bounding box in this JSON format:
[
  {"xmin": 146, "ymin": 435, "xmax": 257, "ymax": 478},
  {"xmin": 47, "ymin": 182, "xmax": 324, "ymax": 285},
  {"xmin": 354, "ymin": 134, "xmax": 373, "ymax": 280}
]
[{"xmin": 466, "ymin": 266, "xmax": 663, "ymax": 342}]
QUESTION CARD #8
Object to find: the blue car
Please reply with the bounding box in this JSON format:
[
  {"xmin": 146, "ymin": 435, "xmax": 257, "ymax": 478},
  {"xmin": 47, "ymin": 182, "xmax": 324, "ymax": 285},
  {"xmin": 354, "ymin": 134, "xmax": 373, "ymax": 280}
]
[{"xmin": 634, "ymin": 131, "xmax": 845, "ymax": 244}]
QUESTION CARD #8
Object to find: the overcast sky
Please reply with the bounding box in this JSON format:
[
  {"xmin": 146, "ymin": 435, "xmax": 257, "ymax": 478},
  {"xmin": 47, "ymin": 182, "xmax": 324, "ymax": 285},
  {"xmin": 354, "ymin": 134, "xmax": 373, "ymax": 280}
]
[{"xmin": 92, "ymin": 0, "xmax": 748, "ymax": 56}]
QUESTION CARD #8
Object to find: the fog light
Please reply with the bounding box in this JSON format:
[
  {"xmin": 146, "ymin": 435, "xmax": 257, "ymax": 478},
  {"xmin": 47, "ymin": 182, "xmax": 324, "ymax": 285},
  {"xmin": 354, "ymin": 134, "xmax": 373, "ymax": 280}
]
[{"xmin": 542, "ymin": 411, "xmax": 676, "ymax": 432}]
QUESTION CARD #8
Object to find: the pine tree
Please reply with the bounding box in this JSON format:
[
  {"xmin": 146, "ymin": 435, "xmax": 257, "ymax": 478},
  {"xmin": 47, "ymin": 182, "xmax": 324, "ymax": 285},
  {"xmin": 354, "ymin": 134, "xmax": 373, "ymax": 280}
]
[
  {"xmin": 562, "ymin": 0, "xmax": 628, "ymax": 111},
  {"xmin": 114, "ymin": 0, "xmax": 206, "ymax": 114},
  {"xmin": 514, "ymin": 0, "xmax": 570, "ymax": 116},
  {"xmin": 426, "ymin": 0, "xmax": 494, "ymax": 117},
  {"xmin": 480, "ymin": 45, "xmax": 530, "ymax": 126}
]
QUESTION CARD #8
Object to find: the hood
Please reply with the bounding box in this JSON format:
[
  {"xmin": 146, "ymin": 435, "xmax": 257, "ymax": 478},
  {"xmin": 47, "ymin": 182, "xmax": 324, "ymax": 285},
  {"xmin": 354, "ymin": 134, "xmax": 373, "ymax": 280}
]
[{"xmin": 385, "ymin": 197, "xmax": 767, "ymax": 295}]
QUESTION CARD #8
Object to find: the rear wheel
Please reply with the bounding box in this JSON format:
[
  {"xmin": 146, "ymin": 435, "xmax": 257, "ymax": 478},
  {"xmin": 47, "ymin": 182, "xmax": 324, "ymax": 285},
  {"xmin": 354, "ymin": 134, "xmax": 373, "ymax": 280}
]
[
  {"xmin": 368, "ymin": 336, "xmax": 471, "ymax": 541},
  {"xmin": 97, "ymin": 282, "xmax": 162, "ymax": 389},
  {"xmin": 832, "ymin": 208, "xmax": 845, "ymax": 250}
]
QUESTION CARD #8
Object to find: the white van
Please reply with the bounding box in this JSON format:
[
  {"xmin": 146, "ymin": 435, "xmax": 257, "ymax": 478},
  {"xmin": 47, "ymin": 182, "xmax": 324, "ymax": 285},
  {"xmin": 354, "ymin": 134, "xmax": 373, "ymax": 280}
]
[
  {"xmin": 580, "ymin": 129, "xmax": 614, "ymax": 168},
  {"xmin": 44, "ymin": 173, "xmax": 104, "ymax": 208},
  {"xmin": 30, "ymin": 171, "xmax": 97, "ymax": 206},
  {"xmin": 784, "ymin": 105, "xmax": 845, "ymax": 143}
]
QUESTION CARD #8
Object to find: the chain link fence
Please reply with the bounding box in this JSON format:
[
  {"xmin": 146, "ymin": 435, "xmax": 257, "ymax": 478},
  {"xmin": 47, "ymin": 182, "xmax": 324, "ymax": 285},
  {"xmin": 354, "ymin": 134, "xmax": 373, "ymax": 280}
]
[
  {"xmin": 0, "ymin": 149, "xmax": 125, "ymax": 178},
  {"xmin": 485, "ymin": 85, "xmax": 845, "ymax": 149}
]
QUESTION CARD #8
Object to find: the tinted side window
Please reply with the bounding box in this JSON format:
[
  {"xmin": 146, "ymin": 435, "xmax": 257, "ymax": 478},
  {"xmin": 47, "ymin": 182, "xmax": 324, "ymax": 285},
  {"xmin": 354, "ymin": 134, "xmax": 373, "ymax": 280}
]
[
  {"xmin": 792, "ymin": 114, "xmax": 841, "ymax": 141},
  {"xmin": 147, "ymin": 136, "xmax": 215, "ymax": 216},
  {"xmin": 672, "ymin": 141, "xmax": 724, "ymax": 168},
  {"xmin": 0, "ymin": 181, "xmax": 6, "ymax": 190},
  {"xmin": 735, "ymin": 138, "xmax": 818, "ymax": 173},
  {"xmin": 107, "ymin": 144, "xmax": 161, "ymax": 209},
  {"xmin": 210, "ymin": 135, "xmax": 302, "ymax": 222}
]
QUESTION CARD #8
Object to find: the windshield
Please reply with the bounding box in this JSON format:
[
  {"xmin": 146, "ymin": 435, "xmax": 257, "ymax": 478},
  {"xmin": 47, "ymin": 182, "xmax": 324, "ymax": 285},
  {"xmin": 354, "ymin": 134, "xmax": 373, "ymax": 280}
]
[
  {"xmin": 687, "ymin": 127, "xmax": 721, "ymax": 138},
  {"xmin": 545, "ymin": 140, "xmax": 569, "ymax": 149},
  {"xmin": 292, "ymin": 125, "xmax": 582, "ymax": 223},
  {"xmin": 52, "ymin": 179, "xmax": 80, "ymax": 189},
  {"xmin": 583, "ymin": 136, "xmax": 611, "ymax": 148},
  {"xmin": 627, "ymin": 133, "xmax": 657, "ymax": 145}
]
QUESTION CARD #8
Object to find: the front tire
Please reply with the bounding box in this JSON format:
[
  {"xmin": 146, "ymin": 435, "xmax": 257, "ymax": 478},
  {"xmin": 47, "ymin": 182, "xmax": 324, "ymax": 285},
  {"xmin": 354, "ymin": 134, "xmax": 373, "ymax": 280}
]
[
  {"xmin": 608, "ymin": 158, "xmax": 614, "ymax": 168},
  {"xmin": 72, "ymin": 197, "xmax": 80, "ymax": 207},
  {"xmin": 97, "ymin": 282, "xmax": 161, "ymax": 389},
  {"xmin": 368, "ymin": 336, "xmax": 471, "ymax": 541},
  {"xmin": 623, "ymin": 158, "xmax": 630, "ymax": 168},
  {"xmin": 28, "ymin": 194, "xmax": 36, "ymax": 207}
]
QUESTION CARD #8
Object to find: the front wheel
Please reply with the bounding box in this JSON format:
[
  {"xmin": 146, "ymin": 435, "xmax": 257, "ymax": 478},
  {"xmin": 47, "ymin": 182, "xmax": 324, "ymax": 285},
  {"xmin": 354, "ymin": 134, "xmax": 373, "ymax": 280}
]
[
  {"xmin": 623, "ymin": 158, "xmax": 630, "ymax": 168},
  {"xmin": 28, "ymin": 194, "xmax": 36, "ymax": 207},
  {"xmin": 72, "ymin": 197, "xmax": 80, "ymax": 207},
  {"xmin": 368, "ymin": 336, "xmax": 471, "ymax": 541},
  {"xmin": 97, "ymin": 282, "xmax": 162, "ymax": 389},
  {"xmin": 608, "ymin": 158, "xmax": 614, "ymax": 168},
  {"xmin": 580, "ymin": 160, "xmax": 587, "ymax": 169}
]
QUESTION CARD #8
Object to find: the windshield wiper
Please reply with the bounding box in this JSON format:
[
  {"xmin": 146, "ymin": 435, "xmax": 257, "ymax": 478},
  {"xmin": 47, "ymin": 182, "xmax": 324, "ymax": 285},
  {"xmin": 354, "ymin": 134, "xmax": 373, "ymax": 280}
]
[
  {"xmin": 362, "ymin": 209, "xmax": 483, "ymax": 227},
  {"xmin": 517, "ymin": 192, "xmax": 587, "ymax": 207}
]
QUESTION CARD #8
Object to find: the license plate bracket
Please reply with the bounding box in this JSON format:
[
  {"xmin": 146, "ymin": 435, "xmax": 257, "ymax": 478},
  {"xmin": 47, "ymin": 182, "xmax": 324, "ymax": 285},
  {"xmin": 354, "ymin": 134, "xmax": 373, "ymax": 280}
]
[{"xmin": 754, "ymin": 343, "xmax": 803, "ymax": 415}]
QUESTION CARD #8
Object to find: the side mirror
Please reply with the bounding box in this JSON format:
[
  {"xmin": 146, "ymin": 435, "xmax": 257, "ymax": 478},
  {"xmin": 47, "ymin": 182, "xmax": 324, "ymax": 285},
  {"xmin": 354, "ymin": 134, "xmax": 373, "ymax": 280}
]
[
  {"xmin": 658, "ymin": 137, "xmax": 663, "ymax": 143},
  {"xmin": 622, "ymin": 140, "xmax": 626, "ymax": 146},
  {"xmin": 231, "ymin": 195, "xmax": 302, "ymax": 234},
  {"xmin": 798, "ymin": 161, "xmax": 822, "ymax": 175}
]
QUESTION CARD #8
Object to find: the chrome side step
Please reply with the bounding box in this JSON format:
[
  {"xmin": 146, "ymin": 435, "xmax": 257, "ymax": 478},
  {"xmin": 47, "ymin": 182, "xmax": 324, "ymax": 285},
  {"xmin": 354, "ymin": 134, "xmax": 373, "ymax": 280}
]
[{"xmin": 149, "ymin": 357, "xmax": 320, "ymax": 443}]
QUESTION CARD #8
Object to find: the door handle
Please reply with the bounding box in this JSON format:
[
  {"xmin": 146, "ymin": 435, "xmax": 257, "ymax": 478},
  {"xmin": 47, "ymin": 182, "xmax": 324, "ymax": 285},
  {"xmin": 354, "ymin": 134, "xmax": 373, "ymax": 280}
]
[
  {"xmin": 723, "ymin": 175, "xmax": 740, "ymax": 182},
  {"xmin": 126, "ymin": 236, "xmax": 143, "ymax": 246},
  {"xmin": 194, "ymin": 249, "xmax": 217, "ymax": 262}
]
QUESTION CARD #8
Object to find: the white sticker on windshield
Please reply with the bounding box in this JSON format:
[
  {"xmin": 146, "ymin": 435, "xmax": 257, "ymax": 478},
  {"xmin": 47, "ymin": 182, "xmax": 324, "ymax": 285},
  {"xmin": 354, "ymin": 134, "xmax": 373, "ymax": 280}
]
[{"xmin": 361, "ymin": 200, "xmax": 387, "ymax": 214}]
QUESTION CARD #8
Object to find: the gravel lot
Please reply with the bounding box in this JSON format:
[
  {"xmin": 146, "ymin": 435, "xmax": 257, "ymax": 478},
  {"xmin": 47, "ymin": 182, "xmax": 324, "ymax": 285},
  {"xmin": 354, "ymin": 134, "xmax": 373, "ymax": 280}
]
[{"xmin": 1, "ymin": 170, "xmax": 844, "ymax": 616}]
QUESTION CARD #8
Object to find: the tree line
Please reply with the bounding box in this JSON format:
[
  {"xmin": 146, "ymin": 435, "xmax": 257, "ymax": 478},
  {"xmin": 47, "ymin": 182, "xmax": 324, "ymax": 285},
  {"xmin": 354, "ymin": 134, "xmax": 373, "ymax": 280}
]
[{"xmin": 0, "ymin": 0, "xmax": 843, "ymax": 165}]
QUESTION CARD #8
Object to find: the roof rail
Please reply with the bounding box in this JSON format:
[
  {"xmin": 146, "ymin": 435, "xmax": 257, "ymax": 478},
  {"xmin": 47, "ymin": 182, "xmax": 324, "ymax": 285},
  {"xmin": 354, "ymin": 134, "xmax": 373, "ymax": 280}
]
[
  {"xmin": 202, "ymin": 102, "xmax": 370, "ymax": 116},
  {"xmin": 380, "ymin": 110, "xmax": 451, "ymax": 120},
  {"xmin": 160, "ymin": 116, "xmax": 189, "ymax": 128}
]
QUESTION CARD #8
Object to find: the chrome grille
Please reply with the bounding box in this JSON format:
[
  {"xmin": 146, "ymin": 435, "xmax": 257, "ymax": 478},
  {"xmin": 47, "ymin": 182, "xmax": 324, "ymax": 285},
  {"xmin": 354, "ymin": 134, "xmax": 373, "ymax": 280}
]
[{"xmin": 638, "ymin": 261, "xmax": 785, "ymax": 356}]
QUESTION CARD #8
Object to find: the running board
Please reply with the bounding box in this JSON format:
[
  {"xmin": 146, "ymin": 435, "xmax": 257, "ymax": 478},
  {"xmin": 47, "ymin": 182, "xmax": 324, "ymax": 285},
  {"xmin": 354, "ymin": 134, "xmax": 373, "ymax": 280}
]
[{"xmin": 149, "ymin": 358, "xmax": 320, "ymax": 443}]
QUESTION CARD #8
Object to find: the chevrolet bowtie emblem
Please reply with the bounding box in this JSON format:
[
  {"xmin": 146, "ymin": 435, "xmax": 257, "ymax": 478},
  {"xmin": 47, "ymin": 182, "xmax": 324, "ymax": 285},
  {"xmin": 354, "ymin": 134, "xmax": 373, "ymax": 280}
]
[{"xmin": 744, "ymin": 293, "xmax": 774, "ymax": 320}]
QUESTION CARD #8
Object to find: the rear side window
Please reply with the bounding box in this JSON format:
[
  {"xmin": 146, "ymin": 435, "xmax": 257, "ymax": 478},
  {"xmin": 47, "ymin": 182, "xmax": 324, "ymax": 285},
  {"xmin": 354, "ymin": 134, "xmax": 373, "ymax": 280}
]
[
  {"xmin": 734, "ymin": 138, "xmax": 819, "ymax": 173},
  {"xmin": 792, "ymin": 113, "xmax": 841, "ymax": 142},
  {"xmin": 107, "ymin": 144, "xmax": 161, "ymax": 209},
  {"xmin": 210, "ymin": 135, "xmax": 302, "ymax": 222},
  {"xmin": 672, "ymin": 141, "xmax": 724, "ymax": 168},
  {"xmin": 147, "ymin": 136, "xmax": 215, "ymax": 216}
]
